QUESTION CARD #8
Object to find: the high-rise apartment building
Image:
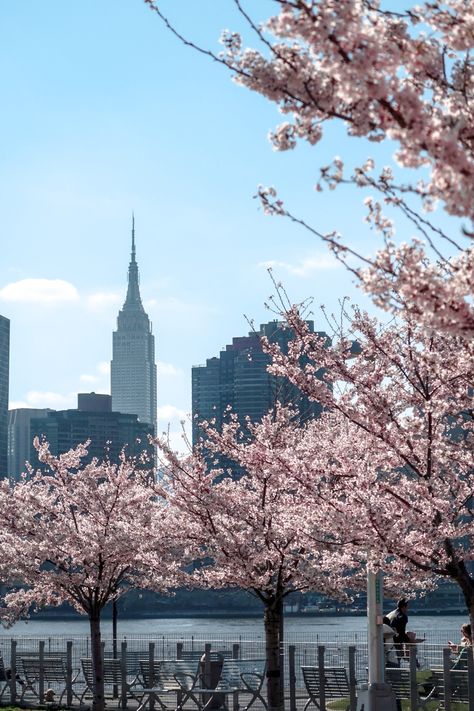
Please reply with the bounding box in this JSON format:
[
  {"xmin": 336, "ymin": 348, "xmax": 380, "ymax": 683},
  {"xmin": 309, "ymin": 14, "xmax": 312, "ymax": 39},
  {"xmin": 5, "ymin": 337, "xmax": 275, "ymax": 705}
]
[
  {"xmin": 29, "ymin": 393, "xmax": 154, "ymax": 469},
  {"xmin": 0, "ymin": 315, "xmax": 10, "ymax": 478},
  {"xmin": 8, "ymin": 407, "xmax": 53, "ymax": 480},
  {"xmin": 111, "ymin": 218, "xmax": 157, "ymax": 431},
  {"xmin": 192, "ymin": 320, "xmax": 329, "ymax": 444}
]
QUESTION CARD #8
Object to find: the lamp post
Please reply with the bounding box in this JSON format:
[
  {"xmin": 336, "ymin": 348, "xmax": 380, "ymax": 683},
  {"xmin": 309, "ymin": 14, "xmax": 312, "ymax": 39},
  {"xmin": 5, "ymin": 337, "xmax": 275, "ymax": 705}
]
[
  {"xmin": 356, "ymin": 568, "xmax": 397, "ymax": 711},
  {"xmin": 368, "ymin": 569, "xmax": 384, "ymax": 686}
]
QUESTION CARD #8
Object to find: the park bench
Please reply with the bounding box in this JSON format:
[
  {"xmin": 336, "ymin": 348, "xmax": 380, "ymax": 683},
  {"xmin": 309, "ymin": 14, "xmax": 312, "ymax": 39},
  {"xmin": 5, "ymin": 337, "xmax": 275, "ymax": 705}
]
[
  {"xmin": 18, "ymin": 655, "xmax": 81, "ymax": 704},
  {"xmin": 137, "ymin": 658, "xmax": 202, "ymax": 711},
  {"xmin": 385, "ymin": 667, "xmax": 435, "ymax": 709},
  {"xmin": 302, "ymin": 665, "xmax": 350, "ymax": 711},
  {"xmin": 121, "ymin": 650, "xmax": 152, "ymax": 677},
  {"xmin": 426, "ymin": 668, "xmax": 470, "ymax": 708},
  {"xmin": 80, "ymin": 657, "xmax": 142, "ymax": 705},
  {"xmin": 191, "ymin": 657, "xmax": 267, "ymax": 711}
]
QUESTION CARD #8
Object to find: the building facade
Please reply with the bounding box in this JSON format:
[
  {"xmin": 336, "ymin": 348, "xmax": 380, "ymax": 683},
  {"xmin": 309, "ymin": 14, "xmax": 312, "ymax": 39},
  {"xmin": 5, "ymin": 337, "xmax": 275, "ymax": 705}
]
[
  {"xmin": 192, "ymin": 320, "xmax": 329, "ymax": 444},
  {"xmin": 8, "ymin": 407, "xmax": 53, "ymax": 480},
  {"xmin": 0, "ymin": 315, "xmax": 10, "ymax": 478},
  {"xmin": 111, "ymin": 218, "xmax": 157, "ymax": 431},
  {"xmin": 29, "ymin": 393, "xmax": 154, "ymax": 470}
]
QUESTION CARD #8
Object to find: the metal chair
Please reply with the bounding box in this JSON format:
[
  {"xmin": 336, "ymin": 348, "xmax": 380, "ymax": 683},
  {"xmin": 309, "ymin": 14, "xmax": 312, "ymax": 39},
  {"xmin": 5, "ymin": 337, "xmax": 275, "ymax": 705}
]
[
  {"xmin": 137, "ymin": 659, "xmax": 201, "ymax": 711},
  {"xmin": 192, "ymin": 658, "xmax": 267, "ymax": 711},
  {"xmin": 301, "ymin": 666, "xmax": 350, "ymax": 711}
]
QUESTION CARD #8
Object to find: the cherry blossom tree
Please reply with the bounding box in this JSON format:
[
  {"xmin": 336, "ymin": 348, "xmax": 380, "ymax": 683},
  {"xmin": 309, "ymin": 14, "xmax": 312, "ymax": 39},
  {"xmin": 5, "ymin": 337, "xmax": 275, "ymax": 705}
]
[
  {"xmin": 156, "ymin": 405, "xmax": 366, "ymax": 711},
  {"xmin": 146, "ymin": 0, "xmax": 474, "ymax": 645},
  {"xmin": 0, "ymin": 440, "xmax": 180, "ymax": 711},
  {"xmin": 145, "ymin": 0, "xmax": 474, "ymax": 336},
  {"xmin": 263, "ymin": 301, "xmax": 474, "ymax": 634}
]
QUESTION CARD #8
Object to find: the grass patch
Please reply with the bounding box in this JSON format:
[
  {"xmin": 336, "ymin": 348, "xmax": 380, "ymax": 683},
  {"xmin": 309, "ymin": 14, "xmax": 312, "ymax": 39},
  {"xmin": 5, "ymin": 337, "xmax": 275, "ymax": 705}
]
[{"xmin": 325, "ymin": 698, "xmax": 469, "ymax": 710}]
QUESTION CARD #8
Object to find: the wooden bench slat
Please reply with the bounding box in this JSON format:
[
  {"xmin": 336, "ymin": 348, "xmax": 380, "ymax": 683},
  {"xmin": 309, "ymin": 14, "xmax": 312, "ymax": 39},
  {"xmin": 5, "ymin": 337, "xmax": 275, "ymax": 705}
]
[
  {"xmin": 80, "ymin": 658, "xmax": 141, "ymax": 703},
  {"xmin": 302, "ymin": 666, "xmax": 350, "ymax": 711}
]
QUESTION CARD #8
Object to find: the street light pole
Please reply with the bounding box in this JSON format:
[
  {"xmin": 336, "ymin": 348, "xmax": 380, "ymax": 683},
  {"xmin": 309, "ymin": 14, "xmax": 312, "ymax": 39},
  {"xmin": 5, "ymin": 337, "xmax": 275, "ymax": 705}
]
[
  {"xmin": 356, "ymin": 568, "xmax": 397, "ymax": 711},
  {"xmin": 367, "ymin": 568, "xmax": 384, "ymax": 686}
]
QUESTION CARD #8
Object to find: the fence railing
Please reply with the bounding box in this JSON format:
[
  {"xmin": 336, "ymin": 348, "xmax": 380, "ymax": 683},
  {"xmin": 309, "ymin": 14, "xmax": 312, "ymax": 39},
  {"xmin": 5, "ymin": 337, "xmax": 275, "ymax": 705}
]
[{"xmin": 0, "ymin": 636, "xmax": 473, "ymax": 710}]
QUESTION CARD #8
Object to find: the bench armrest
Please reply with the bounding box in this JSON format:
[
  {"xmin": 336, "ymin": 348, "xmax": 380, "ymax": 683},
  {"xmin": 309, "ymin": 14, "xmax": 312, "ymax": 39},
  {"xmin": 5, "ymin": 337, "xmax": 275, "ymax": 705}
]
[
  {"xmin": 241, "ymin": 672, "xmax": 263, "ymax": 686},
  {"xmin": 174, "ymin": 672, "xmax": 198, "ymax": 690}
]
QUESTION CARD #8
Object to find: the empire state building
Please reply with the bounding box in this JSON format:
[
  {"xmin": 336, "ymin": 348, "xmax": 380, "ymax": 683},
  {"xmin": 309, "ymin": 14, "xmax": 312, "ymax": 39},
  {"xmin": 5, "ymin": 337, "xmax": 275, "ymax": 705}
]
[{"xmin": 111, "ymin": 218, "xmax": 157, "ymax": 431}]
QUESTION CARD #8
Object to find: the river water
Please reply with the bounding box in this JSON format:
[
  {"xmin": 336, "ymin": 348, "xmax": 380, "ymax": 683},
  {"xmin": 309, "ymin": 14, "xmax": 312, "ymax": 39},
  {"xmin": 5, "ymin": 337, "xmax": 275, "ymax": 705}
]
[{"xmin": 0, "ymin": 615, "xmax": 467, "ymax": 645}]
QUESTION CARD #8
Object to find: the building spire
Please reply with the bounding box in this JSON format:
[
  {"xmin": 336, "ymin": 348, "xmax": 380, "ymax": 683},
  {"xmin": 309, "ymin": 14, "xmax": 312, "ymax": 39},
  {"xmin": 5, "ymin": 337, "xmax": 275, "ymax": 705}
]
[
  {"xmin": 131, "ymin": 212, "xmax": 136, "ymax": 261},
  {"xmin": 123, "ymin": 214, "xmax": 144, "ymax": 311}
]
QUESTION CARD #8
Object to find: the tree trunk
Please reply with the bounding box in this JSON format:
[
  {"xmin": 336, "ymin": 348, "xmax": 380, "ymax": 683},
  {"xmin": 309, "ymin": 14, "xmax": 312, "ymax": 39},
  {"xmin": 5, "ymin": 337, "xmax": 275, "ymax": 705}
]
[
  {"xmin": 112, "ymin": 599, "xmax": 118, "ymax": 699},
  {"xmin": 264, "ymin": 595, "xmax": 284, "ymax": 711},
  {"xmin": 89, "ymin": 607, "xmax": 105, "ymax": 711}
]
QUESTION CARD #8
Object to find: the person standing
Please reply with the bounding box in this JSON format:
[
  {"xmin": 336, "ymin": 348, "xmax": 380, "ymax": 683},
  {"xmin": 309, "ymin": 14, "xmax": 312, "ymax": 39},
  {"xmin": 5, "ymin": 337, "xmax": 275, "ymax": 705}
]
[{"xmin": 387, "ymin": 598, "xmax": 410, "ymax": 659}]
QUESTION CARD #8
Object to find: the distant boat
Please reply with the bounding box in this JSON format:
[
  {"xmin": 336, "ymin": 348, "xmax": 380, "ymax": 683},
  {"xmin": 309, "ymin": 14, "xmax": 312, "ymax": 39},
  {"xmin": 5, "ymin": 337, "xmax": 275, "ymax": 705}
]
[{"xmin": 300, "ymin": 604, "xmax": 338, "ymax": 614}]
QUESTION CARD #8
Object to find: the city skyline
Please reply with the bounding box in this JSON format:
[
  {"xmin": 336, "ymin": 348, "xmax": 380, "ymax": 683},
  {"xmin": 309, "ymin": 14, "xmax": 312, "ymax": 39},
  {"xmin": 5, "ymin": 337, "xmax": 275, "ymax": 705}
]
[{"xmin": 0, "ymin": 2, "xmax": 413, "ymax": 451}]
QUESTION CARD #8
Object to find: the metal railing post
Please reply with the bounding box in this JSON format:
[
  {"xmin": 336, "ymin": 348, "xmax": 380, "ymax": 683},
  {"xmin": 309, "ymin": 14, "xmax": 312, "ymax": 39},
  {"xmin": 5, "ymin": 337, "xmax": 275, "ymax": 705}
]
[
  {"xmin": 148, "ymin": 642, "xmax": 155, "ymax": 711},
  {"xmin": 288, "ymin": 645, "xmax": 296, "ymax": 711},
  {"xmin": 409, "ymin": 645, "xmax": 418, "ymax": 711},
  {"xmin": 317, "ymin": 645, "xmax": 326, "ymax": 711},
  {"xmin": 66, "ymin": 640, "xmax": 73, "ymax": 707},
  {"xmin": 232, "ymin": 644, "xmax": 240, "ymax": 711},
  {"xmin": 348, "ymin": 646, "xmax": 357, "ymax": 711},
  {"xmin": 10, "ymin": 639, "xmax": 17, "ymax": 705},
  {"xmin": 443, "ymin": 646, "xmax": 452, "ymax": 711},
  {"xmin": 39, "ymin": 639, "xmax": 45, "ymax": 703},
  {"xmin": 120, "ymin": 640, "xmax": 128, "ymax": 709}
]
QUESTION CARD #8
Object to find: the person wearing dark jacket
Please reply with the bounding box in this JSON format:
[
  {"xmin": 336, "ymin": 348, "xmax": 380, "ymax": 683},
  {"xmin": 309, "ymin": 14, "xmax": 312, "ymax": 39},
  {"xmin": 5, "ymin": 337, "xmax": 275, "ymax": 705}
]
[{"xmin": 386, "ymin": 598, "xmax": 410, "ymax": 658}]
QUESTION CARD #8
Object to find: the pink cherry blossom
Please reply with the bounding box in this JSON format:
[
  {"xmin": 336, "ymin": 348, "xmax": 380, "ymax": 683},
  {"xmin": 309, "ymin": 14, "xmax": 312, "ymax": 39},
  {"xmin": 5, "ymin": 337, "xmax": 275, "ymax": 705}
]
[
  {"xmin": 263, "ymin": 303, "xmax": 474, "ymax": 637},
  {"xmin": 146, "ymin": 0, "xmax": 474, "ymax": 336},
  {"xmin": 0, "ymin": 442, "xmax": 180, "ymax": 711},
  {"xmin": 154, "ymin": 406, "xmax": 368, "ymax": 711}
]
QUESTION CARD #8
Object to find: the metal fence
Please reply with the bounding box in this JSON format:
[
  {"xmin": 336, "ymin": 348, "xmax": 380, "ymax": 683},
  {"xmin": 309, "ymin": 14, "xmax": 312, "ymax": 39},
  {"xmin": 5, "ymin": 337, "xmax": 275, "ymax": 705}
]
[{"xmin": 0, "ymin": 635, "xmax": 473, "ymax": 710}]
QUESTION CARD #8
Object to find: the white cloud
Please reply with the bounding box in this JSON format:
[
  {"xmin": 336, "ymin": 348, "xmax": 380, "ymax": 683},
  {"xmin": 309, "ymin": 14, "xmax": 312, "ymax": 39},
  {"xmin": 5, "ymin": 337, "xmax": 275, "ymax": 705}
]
[
  {"xmin": 0, "ymin": 278, "xmax": 79, "ymax": 303},
  {"xmin": 156, "ymin": 361, "xmax": 180, "ymax": 377},
  {"xmin": 20, "ymin": 391, "xmax": 76, "ymax": 409},
  {"xmin": 157, "ymin": 404, "xmax": 188, "ymax": 421},
  {"xmin": 9, "ymin": 400, "xmax": 31, "ymax": 409},
  {"xmin": 80, "ymin": 374, "xmax": 100, "ymax": 384},
  {"xmin": 87, "ymin": 292, "xmax": 121, "ymax": 309},
  {"xmin": 259, "ymin": 254, "xmax": 341, "ymax": 277},
  {"xmin": 79, "ymin": 362, "xmax": 110, "ymax": 389}
]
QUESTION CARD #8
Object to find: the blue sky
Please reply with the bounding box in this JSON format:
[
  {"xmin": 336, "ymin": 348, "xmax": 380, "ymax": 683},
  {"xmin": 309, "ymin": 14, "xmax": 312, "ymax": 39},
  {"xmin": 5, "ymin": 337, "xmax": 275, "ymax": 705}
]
[{"xmin": 0, "ymin": 1, "xmax": 448, "ymax": 448}]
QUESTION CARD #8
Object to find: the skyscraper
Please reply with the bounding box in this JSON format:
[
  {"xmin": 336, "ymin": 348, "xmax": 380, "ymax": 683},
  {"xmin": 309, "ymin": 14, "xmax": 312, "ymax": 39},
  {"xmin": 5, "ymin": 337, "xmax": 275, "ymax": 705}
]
[
  {"xmin": 192, "ymin": 320, "xmax": 328, "ymax": 445},
  {"xmin": 111, "ymin": 218, "xmax": 157, "ymax": 431},
  {"xmin": 8, "ymin": 407, "xmax": 53, "ymax": 480},
  {"xmin": 0, "ymin": 315, "xmax": 9, "ymax": 478}
]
